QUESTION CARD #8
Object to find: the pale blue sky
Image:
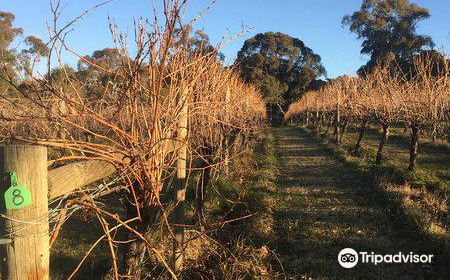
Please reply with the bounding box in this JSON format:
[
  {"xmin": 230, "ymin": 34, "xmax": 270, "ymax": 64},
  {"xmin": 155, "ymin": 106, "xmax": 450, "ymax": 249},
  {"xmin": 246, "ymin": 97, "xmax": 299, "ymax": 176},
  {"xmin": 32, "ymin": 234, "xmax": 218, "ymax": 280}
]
[{"xmin": 3, "ymin": 0, "xmax": 450, "ymax": 78}]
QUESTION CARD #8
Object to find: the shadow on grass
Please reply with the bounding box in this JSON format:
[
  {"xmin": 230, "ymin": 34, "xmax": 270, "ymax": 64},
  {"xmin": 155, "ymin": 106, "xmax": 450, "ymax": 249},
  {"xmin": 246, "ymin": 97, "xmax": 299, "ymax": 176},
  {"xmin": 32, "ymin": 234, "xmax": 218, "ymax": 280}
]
[
  {"xmin": 268, "ymin": 126, "xmax": 448, "ymax": 280},
  {"xmin": 339, "ymin": 124, "xmax": 449, "ymax": 191},
  {"xmin": 50, "ymin": 195, "xmax": 125, "ymax": 280}
]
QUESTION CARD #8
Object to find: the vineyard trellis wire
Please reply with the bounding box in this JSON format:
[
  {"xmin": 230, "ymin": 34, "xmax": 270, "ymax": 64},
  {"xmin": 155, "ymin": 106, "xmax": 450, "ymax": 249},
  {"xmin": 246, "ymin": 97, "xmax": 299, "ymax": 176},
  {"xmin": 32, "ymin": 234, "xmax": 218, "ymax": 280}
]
[{"xmin": 0, "ymin": 0, "xmax": 267, "ymax": 279}]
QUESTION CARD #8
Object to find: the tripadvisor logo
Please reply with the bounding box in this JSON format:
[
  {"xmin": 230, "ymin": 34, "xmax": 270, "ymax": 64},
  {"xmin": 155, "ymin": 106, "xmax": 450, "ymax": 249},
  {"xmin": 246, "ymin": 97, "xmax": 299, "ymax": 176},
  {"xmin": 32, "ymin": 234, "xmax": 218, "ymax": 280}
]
[
  {"xmin": 338, "ymin": 248, "xmax": 433, "ymax": 268},
  {"xmin": 338, "ymin": 248, "xmax": 359, "ymax": 268}
]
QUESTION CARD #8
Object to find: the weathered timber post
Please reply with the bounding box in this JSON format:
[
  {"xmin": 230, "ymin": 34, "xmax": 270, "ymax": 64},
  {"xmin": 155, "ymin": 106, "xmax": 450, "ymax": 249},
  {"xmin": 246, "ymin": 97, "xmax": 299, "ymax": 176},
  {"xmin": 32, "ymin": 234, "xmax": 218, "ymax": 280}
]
[
  {"xmin": 408, "ymin": 124, "xmax": 420, "ymax": 171},
  {"xmin": 0, "ymin": 145, "xmax": 49, "ymax": 280},
  {"xmin": 173, "ymin": 87, "xmax": 188, "ymax": 275},
  {"xmin": 305, "ymin": 110, "xmax": 309, "ymax": 126},
  {"xmin": 316, "ymin": 111, "xmax": 320, "ymax": 130},
  {"xmin": 223, "ymin": 86, "xmax": 231, "ymax": 175},
  {"xmin": 334, "ymin": 92, "xmax": 340, "ymax": 144},
  {"xmin": 430, "ymin": 123, "xmax": 437, "ymax": 142},
  {"xmin": 431, "ymin": 100, "xmax": 438, "ymax": 142}
]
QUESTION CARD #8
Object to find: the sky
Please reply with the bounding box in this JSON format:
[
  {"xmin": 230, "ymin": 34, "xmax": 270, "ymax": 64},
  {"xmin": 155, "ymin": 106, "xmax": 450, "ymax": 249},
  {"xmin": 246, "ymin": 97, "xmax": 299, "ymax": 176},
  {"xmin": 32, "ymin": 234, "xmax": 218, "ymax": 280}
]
[{"xmin": 2, "ymin": 0, "xmax": 450, "ymax": 78}]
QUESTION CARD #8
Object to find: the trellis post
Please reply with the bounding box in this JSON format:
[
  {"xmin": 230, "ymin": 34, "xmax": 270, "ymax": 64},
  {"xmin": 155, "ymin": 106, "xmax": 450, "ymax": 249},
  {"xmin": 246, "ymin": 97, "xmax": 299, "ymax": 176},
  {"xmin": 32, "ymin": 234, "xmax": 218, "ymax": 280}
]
[
  {"xmin": 334, "ymin": 91, "xmax": 340, "ymax": 144},
  {"xmin": 0, "ymin": 144, "xmax": 49, "ymax": 280},
  {"xmin": 173, "ymin": 86, "xmax": 188, "ymax": 275},
  {"xmin": 223, "ymin": 86, "xmax": 231, "ymax": 175}
]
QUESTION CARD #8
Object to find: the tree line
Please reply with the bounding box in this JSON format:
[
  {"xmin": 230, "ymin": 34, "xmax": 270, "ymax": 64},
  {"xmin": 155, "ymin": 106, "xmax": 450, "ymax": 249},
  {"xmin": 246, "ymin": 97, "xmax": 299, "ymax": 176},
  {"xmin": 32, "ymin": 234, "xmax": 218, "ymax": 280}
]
[{"xmin": 232, "ymin": 0, "xmax": 447, "ymax": 125}]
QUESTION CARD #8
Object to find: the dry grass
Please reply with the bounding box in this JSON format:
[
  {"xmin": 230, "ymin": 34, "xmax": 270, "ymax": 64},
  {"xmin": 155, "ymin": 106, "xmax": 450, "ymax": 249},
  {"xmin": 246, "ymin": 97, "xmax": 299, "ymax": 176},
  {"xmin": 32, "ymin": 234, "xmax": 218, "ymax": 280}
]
[{"xmin": 0, "ymin": 0, "xmax": 266, "ymax": 278}]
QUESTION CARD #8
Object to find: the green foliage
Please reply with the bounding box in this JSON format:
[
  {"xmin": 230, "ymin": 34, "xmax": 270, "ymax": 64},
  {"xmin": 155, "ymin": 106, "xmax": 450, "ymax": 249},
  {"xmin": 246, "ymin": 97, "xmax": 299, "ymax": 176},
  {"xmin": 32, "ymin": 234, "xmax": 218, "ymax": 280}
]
[
  {"xmin": 1, "ymin": 11, "xmax": 49, "ymax": 92},
  {"xmin": 343, "ymin": 0, "xmax": 434, "ymax": 75},
  {"xmin": 19, "ymin": 35, "xmax": 49, "ymax": 73},
  {"xmin": 77, "ymin": 47, "xmax": 121, "ymax": 73},
  {"xmin": 22, "ymin": 35, "xmax": 49, "ymax": 57},
  {"xmin": 44, "ymin": 65, "xmax": 83, "ymax": 97},
  {"xmin": 76, "ymin": 47, "xmax": 123, "ymax": 98},
  {"xmin": 0, "ymin": 11, "xmax": 22, "ymax": 48},
  {"xmin": 174, "ymin": 26, "xmax": 224, "ymax": 61},
  {"xmin": 0, "ymin": 11, "xmax": 23, "ymax": 92},
  {"xmin": 236, "ymin": 32, "xmax": 326, "ymax": 107}
]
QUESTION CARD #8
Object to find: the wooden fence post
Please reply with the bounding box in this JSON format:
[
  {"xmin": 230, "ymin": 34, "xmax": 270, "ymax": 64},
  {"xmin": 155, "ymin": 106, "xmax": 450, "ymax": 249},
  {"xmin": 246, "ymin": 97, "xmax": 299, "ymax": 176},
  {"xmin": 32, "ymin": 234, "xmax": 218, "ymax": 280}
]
[
  {"xmin": 173, "ymin": 87, "xmax": 188, "ymax": 275},
  {"xmin": 0, "ymin": 144, "xmax": 49, "ymax": 280}
]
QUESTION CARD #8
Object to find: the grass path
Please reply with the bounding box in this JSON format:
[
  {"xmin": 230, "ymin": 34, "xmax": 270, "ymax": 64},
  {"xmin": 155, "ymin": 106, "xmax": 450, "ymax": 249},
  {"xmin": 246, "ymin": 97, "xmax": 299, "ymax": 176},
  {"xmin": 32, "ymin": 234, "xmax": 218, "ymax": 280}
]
[{"xmin": 269, "ymin": 126, "xmax": 444, "ymax": 279}]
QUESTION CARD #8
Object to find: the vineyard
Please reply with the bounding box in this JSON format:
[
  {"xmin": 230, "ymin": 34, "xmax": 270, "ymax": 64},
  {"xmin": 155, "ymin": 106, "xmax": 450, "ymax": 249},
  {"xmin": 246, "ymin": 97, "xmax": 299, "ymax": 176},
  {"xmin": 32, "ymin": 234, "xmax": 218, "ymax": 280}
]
[
  {"xmin": 0, "ymin": 1, "xmax": 267, "ymax": 279},
  {"xmin": 286, "ymin": 55, "xmax": 449, "ymax": 178},
  {"xmin": 0, "ymin": 0, "xmax": 449, "ymax": 279},
  {"xmin": 285, "ymin": 55, "xmax": 450, "ymax": 277}
]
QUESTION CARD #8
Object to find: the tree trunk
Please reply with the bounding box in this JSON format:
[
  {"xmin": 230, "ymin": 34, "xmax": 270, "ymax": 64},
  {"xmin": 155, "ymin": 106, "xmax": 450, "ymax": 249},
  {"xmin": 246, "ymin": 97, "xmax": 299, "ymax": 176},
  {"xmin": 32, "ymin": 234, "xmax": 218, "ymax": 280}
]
[
  {"xmin": 124, "ymin": 233, "xmax": 146, "ymax": 279},
  {"xmin": 376, "ymin": 124, "xmax": 390, "ymax": 164},
  {"xmin": 339, "ymin": 118, "xmax": 348, "ymax": 144},
  {"xmin": 354, "ymin": 119, "xmax": 368, "ymax": 155},
  {"xmin": 326, "ymin": 116, "xmax": 332, "ymax": 134},
  {"xmin": 334, "ymin": 113, "xmax": 340, "ymax": 144},
  {"xmin": 316, "ymin": 111, "xmax": 321, "ymax": 130},
  {"xmin": 431, "ymin": 122, "xmax": 437, "ymax": 142},
  {"xmin": 120, "ymin": 195, "xmax": 148, "ymax": 279},
  {"xmin": 120, "ymin": 182, "xmax": 174, "ymax": 278},
  {"xmin": 196, "ymin": 154, "xmax": 211, "ymax": 225},
  {"xmin": 408, "ymin": 125, "xmax": 420, "ymax": 171}
]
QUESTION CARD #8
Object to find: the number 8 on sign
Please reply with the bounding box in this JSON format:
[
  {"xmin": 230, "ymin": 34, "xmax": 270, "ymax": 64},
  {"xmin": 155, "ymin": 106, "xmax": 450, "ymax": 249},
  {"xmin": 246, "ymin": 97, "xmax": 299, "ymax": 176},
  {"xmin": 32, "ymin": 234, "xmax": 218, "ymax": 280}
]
[{"xmin": 4, "ymin": 172, "xmax": 32, "ymax": 210}]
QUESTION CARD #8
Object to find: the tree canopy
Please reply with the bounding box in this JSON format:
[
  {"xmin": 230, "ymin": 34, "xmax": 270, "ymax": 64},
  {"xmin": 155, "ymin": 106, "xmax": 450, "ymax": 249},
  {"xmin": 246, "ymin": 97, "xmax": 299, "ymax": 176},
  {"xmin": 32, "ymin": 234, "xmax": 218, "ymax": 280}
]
[
  {"xmin": 343, "ymin": 0, "xmax": 434, "ymax": 75},
  {"xmin": 236, "ymin": 32, "xmax": 326, "ymax": 109},
  {"xmin": 77, "ymin": 47, "xmax": 121, "ymax": 73},
  {"xmin": 0, "ymin": 11, "xmax": 23, "ymax": 92},
  {"xmin": 174, "ymin": 26, "xmax": 224, "ymax": 61},
  {"xmin": 1, "ymin": 11, "xmax": 48, "ymax": 92}
]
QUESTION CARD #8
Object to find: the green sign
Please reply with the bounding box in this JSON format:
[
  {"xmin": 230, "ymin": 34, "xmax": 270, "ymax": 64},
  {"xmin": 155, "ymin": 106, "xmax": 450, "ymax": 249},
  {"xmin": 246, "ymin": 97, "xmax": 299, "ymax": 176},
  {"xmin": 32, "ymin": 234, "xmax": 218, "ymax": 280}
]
[{"xmin": 4, "ymin": 172, "xmax": 32, "ymax": 210}]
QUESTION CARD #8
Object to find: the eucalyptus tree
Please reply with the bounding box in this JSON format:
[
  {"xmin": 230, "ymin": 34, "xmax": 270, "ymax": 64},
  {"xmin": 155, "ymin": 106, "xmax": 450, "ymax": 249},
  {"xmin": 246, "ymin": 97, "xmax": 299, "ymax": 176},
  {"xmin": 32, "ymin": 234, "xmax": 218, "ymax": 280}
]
[
  {"xmin": 236, "ymin": 32, "xmax": 326, "ymax": 124},
  {"xmin": 343, "ymin": 0, "xmax": 434, "ymax": 75}
]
